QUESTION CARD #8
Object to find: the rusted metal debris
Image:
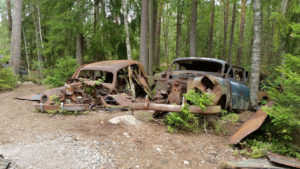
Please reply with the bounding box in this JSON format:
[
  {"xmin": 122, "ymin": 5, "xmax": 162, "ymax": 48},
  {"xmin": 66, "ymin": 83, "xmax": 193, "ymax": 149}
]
[
  {"xmin": 15, "ymin": 94, "xmax": 44, "ymax": 101},
  {"xmin": 129, "ymin": 95, "xmax": 221, "ymax": 114},
  {"xmin": 0, "ymin": 155, "xmax": 13, "ymax": 169},
  {"xmin": 222, "ymin": 159, "xmax": 288, "ymax": 169},
  {"xmin": 230, "ymin": 101, "xmax": 274, "ymax": 144},
  {"xmin": 267, "ymin": 152, "xmax": 300, "ymax": 169},
  {"xmin": 35, "ymin": 103, "xmax": 89, "ymax": 112}
]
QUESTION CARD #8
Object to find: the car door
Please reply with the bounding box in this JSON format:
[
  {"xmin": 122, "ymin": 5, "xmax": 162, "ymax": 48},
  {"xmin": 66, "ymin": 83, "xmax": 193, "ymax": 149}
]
[{"xmin": 226, "ymin": 66, "xmax": 250, "ymax": 110}]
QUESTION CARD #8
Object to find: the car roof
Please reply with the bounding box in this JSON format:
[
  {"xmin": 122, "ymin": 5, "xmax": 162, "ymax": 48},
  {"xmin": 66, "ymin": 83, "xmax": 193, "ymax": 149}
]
[
  {"xmin": 172, "ymin": 57, "xmax": 227, "ymax": 65},
  {"xmin": 79, "ymin": 60, "xmax": 142, "ymax": 72}
]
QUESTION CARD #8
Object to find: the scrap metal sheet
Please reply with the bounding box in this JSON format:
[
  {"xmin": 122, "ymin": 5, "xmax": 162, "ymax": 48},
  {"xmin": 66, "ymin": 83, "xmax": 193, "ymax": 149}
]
[
  {"xmin": 230, "ymin": 101, "xmax": 274, "ymax": 144},
  {"xmin": 268, "ymin": 153, "xmax": 300, "ymax": 168},
  {"xmin": 222, "ymin": 159, "xmax": 287, "ymax": 169},
  {"xmin": 14, "ymin": 94, "xmax": 43, "ymax": 101}
]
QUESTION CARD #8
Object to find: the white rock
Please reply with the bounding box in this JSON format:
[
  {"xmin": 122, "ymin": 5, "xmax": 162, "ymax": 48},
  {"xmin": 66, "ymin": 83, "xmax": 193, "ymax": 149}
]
[
  {"xmin": 183, "ymin": 160, "xmax": 190, "ymax": 165},
  {"xmin": 108, "ymin": 115, "xmax": 141, "ymax": 126},
  {"xmin": 22, "ymin": 81, "xmax": 34, "ymax": 85},
  {"xmin": 123, "ymin": 132, "xmax": 130, "ymax": 138}
]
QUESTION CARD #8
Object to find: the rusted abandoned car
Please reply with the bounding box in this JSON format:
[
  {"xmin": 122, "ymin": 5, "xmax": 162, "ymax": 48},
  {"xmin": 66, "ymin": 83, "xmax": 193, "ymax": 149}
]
[
  {"xmin": 17, "ymin": 60, "xmax": 153, "ymax": 112},
  {"xmin": 152, "ymin": 57, "xmax": 250, "ymax": 111}
]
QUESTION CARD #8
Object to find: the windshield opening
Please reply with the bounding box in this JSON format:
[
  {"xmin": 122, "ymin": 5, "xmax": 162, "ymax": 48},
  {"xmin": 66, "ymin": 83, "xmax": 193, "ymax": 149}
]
[
  {"xmin": 172, "ymin": 60, "xmax": 223, "ymax": 73},
  {"xmin": 78, "ymin": 70, "xmax": 114, "ymax": 83}
]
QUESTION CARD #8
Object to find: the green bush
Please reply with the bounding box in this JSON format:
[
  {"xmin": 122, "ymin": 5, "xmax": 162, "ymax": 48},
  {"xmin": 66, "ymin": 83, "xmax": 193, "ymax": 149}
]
[
  {"xmin": 264, "ymin": 54, "xmax": 300, "ymax": 141},
  {"xmin": 165, "ymin": 90, "xmax": 214, "ymax": 133},
  {"xmin": 43, "ymin": 56, "xmax": 78, "ymax": 87},
  {"xmin": 0, "ymin": 57, "xmax": 17, "ymax": 90},
  {"xmin": 165, "ymin": 104, "xmax": 199, "ymax": 133},
  {"xmin": 241, "ymin": 53, "xmax": 300, "ymax": 159},
  {"xmin": 183, "ymin": 90, "xmax": 214, "ymax": 111}
]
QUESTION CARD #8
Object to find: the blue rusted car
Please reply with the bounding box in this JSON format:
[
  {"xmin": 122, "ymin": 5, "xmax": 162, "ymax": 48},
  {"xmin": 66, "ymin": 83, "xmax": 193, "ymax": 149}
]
[{"xmin": 154, "ymin": 57, "xmax": 250, "ymax": 111}]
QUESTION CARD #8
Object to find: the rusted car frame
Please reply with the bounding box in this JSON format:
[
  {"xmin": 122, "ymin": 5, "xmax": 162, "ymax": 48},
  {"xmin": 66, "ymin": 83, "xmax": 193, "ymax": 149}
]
[
  {"xmin": 151, "ymin": 57, "xmax": 250, "ymax": 112},
  {"xmin": 17, "ymin": 60, "xmax": 153, "ymax": 112}
]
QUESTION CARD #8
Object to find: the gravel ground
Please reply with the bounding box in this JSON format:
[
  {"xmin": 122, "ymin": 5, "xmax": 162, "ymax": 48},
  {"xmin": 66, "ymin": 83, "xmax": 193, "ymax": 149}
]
[
  {"xmin": 0, "ymin": 83, "xmax": 244, "ymax": 169},
  {"xmin": 0, "ymin": 132, "xmax": 114, "ymax": 169}
]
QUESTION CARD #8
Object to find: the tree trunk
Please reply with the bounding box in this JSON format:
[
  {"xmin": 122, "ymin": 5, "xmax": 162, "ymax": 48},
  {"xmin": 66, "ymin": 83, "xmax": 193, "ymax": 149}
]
[
  {"xmin": 101, "ymin": 0, "xmax": 106, "ymax": 18},
  {"xmin": 148, "ymin": 0, "xmax": 154, "ymax": 75},
  {"xmin": 228, "ymin": 1, "xmax": 236, "ymax": 64},
  {"xmin": 237, "ymin": 0, "xmax": 246, "ymax": 66},
  {"xmin": 9, "ymin": 0, "xmax": 23, "ymax": 75},
  {"xmin": 163, "ymin": 7, "xmax": 169, "ymax": 66},
  {"xmin": 76, "ymin": 33, "xmax": 83, "ymax": 65},
  {"xmin": 122, "ymin": 0, "xmax": 132, "ymax": 60},
  {"xmin": 175, "ymin": 2, "xmax": 183, "ymax": 60},
  {"xmin": 36, "ymin": 0, "xmax": 44, "ymax": 50},
  {"xmin": 76, "ymin": 0, "xmax": 83, "ymax": 65},
  {"xmin": 268, "ymin": 18, "xmax": 275, "ymax": 73},
  {"xmin": 140, "ymin": 0, "xmax": 149, "ymax": 72},
  {"xmin": 249, "ymin": 0, "xmax": 262, "ymax": 108},
  {"xmin": 222, "ymin": 0, "xmax": 229, "ymax": 60},
  {"xmin": 279, "ymin": 0, "xmax": 289, "ymax": 64},
  {"xmin": 94, "ymin": 0, "xmax": 100, "ymax": 32},
  {"xmin": 6, "ymin": 0, "xmax": 12, "ymax": 33},
  {"xmin": 189, "ymin": 0, "xmax": 198, "ymax": 58},
  {"xmin": 154, "ymin": 2, "xmax": 162, "ymax": 68},
  {"xmin": 208, "ymin": 0, "xmax": 215, "ymax": 58},
  {"xmin": 31, "ymin": 1, "xmax": 42, "ymax": 76},
  {"xmin": 22, "ymin": 26, "xmax": 30, "ymax": 78}
]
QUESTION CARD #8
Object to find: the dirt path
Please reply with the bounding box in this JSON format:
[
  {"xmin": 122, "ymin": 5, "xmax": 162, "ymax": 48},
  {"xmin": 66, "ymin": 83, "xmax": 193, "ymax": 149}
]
[{"xmin": 0, "ymin": 83, "xmax": 242, "ymax": 169}]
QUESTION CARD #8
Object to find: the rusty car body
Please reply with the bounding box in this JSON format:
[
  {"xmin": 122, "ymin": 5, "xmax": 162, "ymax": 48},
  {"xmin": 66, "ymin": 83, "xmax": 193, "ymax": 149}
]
[
  {"xmin": 18, "ymin": 60, "xmax": 153, "ymax": 112},
  {"xmin": 152, "ymin": 57, "xmax": 250, "ymax": 111}
]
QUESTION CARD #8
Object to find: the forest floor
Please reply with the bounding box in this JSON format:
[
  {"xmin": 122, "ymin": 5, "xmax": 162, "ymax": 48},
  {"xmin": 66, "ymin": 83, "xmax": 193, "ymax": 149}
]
[{"xmin": 0, "ymin": 83, "xmax": 247, "ymax": 169}]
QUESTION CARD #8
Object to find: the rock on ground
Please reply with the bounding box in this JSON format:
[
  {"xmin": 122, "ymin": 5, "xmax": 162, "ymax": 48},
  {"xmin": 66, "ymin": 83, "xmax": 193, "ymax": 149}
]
[{"xmin": 109, "ymin": 115, "xmax": 141, "ymax": 126}]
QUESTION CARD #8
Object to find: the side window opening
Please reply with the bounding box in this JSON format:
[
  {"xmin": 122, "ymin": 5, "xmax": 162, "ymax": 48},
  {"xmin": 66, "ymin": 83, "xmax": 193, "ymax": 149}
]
[{"xmin": 78, "ymin": 70, "xmax": 113, "ymax": 83}]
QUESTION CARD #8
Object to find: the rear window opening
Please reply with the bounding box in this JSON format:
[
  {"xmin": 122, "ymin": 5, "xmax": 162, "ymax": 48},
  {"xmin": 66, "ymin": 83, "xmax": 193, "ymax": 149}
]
[
  {"xmin": 172, "ymin": 61, "xmax": 222, "ymax": 73},
  {"xmin": 78, "ymin": 70, "xmax": 114, "ymax": 83}
]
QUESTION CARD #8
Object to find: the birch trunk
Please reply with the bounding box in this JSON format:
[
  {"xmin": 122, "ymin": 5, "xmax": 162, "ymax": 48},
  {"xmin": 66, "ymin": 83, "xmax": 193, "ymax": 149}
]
[
  {"xmin": 189, "ymin": 0, "xmax": 198, "ymax": 58},
  {"xmin": 32, "ymin": 2, "xmax": 42, "ymax": 77},
  {"xmin": 9, "ymin": 0, "xmax": 23, "ymax": 75},
  {"xmin": 122, "ymin": 0, "xmax": 132, "ymax": 60},
  {"xmin": 36, "ymin": 0, "xmax": 44, "ymax": 50},
  {"xmin": 22, "ymin": 26, "xmax": 30, "ymax": 78},
  {"xmin": 163, "ymin": 4, "xmax": 169, "ymax": 66},
  {"xmin": 175, "ymin": 3, "xmax": 182, "ymax": 60},
  {"xmin": 249, "ymin": 0, "xmax": 262, "ymax": 108}
]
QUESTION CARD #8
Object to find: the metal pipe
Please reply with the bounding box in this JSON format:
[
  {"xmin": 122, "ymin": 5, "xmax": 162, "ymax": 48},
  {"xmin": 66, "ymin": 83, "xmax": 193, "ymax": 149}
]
[{"xmin": 129, "ymin": 102, "xmax": 221, "ymax": 114}]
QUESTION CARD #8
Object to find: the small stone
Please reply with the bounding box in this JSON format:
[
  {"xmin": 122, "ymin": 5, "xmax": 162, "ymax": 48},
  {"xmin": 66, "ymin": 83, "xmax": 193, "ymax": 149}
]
[
  {"xmin": 183, "ymin": 160, "xmax": 190, "ymax": 165},
  {"xmin": 23, "ymin": 81, "xmax": 34, "ymax": 85},
  {"xmin": 123, "ymin": 132, "xmax": 130, "ymax": 138},
  {"xmin": 108, "ymin": 115, "xmax": 141, "ymax": 126},
  {"xmin": 156, "ymin": 148, "xmax": 162, "ymax": 152}
]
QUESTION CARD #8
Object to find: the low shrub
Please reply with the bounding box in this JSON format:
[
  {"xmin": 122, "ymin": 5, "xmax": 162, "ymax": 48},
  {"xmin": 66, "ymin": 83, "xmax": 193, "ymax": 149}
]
[
  {"xmin": 165, "ymin": 90, "xmax": 214, "ymax": 133},
  {"xmin": 43, "ymin": 56, "xmax": 78, "ymax": 87},
  {"xmin": 165, "ymin": 104, "xmax": 199, "ymax": 133},
  {"xmin": 184, "ymin": 90, "xmax": 214, "ymax": 111},
  {"xmin": 0, "ymin": 57, "xmax": 17, "ymax": 90}
]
